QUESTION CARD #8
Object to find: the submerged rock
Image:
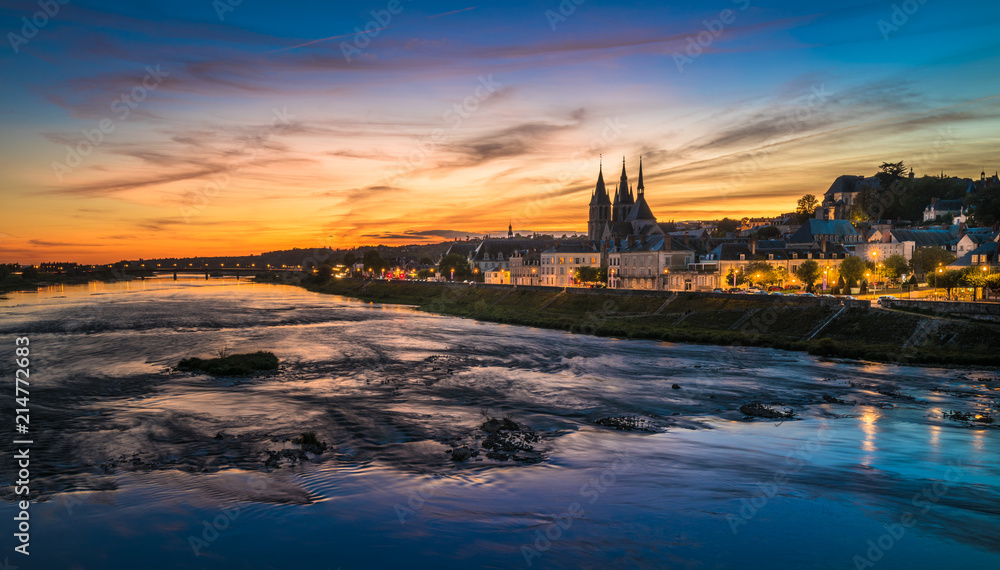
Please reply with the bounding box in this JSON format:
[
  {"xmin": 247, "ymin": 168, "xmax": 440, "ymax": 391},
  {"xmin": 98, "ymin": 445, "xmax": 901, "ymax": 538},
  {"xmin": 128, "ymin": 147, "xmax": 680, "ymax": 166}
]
[
  {"xmin": 450, "ymin": 446, "xmax": 477, "ymax": 461},
  {"xmin": 595, "ymin": 416, "xmax": 657, "ymax": 432},
  {"xmin": 481, "ymin": 417, "xmax": 520, "ymax": 433},
  {"xmin": 473, "ymin": 414, "xmax": 542, "ymax": 463}
]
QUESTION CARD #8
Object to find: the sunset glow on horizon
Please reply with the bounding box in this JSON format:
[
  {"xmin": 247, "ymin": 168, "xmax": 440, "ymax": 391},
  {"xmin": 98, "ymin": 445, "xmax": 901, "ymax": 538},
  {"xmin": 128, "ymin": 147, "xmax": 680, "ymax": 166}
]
[{"xmin": 2, "ymin": 0, "xmax": 999, "ymax": 263}]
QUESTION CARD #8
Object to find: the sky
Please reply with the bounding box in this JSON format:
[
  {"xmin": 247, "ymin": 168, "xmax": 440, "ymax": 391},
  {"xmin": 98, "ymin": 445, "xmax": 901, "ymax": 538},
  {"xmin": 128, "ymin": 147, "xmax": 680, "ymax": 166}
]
[{"xmin": 1, "ymin": 0, "xmax": 998, "ymax": 263}]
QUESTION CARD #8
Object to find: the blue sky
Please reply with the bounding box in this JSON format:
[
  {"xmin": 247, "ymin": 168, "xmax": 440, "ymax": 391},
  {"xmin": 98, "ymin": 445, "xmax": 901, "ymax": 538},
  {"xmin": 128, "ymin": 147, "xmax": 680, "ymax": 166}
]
[{"xmin": 1, "ymin": 0, "xmax": 998, "ymax": 262}]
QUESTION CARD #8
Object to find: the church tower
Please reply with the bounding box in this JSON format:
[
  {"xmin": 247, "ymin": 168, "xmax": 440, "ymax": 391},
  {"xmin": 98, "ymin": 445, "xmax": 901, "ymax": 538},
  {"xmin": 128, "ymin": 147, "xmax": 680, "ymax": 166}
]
[
  {"xmin": 613, "ymin": 157, "xmax": 634, "ymax": 223},
  {"xmin": 625, "ymin": 156, "xmax": 657, "ymax": 227},
  {"xmin": 588, "ymin": 160, "xmax": 612, "ymax": 241}
]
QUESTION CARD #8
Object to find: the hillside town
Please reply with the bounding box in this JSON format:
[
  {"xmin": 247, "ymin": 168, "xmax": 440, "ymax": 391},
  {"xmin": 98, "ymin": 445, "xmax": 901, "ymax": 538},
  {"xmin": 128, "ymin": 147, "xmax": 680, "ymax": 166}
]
[{"xmin": 431, "ymin": 159, "xmax": 1000, "ymax": 301}]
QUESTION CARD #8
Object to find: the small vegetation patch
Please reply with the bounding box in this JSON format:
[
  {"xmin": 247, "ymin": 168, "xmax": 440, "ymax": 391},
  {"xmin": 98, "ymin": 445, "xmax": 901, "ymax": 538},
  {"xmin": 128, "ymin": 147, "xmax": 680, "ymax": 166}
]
[
  {"xmin": 177, "ymin": 349, "xmax": 279, "ymax": 376},
  {"xmin": 739, "ymin": 403, "xmax": 796, "ymax": 420},
  {"xmin": 292, "ymin": 432, "xmax": 328, "ymax": 454}
]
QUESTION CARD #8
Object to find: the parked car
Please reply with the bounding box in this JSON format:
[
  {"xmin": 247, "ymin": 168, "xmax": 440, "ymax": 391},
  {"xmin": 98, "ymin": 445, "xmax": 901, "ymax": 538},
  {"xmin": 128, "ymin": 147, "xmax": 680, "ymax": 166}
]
[
  {"xmin": 713, "ymin": 288, "xmax": 725, "ymax": 293},
  {"xmin": 877, "ymin": 295, "xmax": 898, "ymax": 306},
  {"xmin": 798, "ymin": 293, "xmax": 816, "ymax": 297},
  {"xmin": 768, "ymin": 286, "xmax": 783, "ymax": 292},
  {"xmin": 785, "ymin": 285, "xmax": 801, "ymax": 291},
  {"xmin": 727, "ymin": 287, "xmax": 743, "ymax": 294},
  {"xmin": 769, "ymin": 292, "xmax": 784, "ymax": 296}
]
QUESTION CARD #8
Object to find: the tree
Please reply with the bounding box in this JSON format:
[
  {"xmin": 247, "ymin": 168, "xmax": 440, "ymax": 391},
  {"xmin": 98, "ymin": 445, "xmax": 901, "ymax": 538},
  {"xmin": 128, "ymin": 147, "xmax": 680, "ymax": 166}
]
[
  {"xmin": 960, "ymin": 268, "xmax": 990, "ymax": 301},
  {"xmin": 438, "ymin": 253, "xmax": 471, "ymax": 280},
  {"xmin": 909, "ymin": 247, "xmax": 956, "ymax": 277},
  {"xmin": 839, "ymin": 256, "xmax": 866, "ymax": 289},
  {"xmin": 756, "ymin": 225, "xmax": 782, "ymax": 239},
  {"xmin": 418, "ymin": 257, "xmax": 434, "ymax": 266},
  {"xmin": 796, "ymin": 194, "xmax": 819, "ymax": 223},
  {"xmin": 985, "ymin": 273, "xmax": 1000, "ymax": 301},
  {"xmin": 874, "ymin": 161, "xmax": 906, "ymax": 190},
  {"xmin": 794, "ymin": 260, "xmax": 821, "ymax": 292},
  {"xmin": 362, "ymin": 250, "xmax": 388, "ymax": 275},
  {"xmin": 969, "ymin": 188, "xmax": 1000, "ymax": 226},
  {"xmin": 773, "ymin": 266, "xmax": 790, "ymax": 285},
  {"xmin": 725, "ymin": 268, "xmax": 748, "ymax": 287},
  {"xmin": 317, "ymin": 263, "xmax": 333, "ymax": 279},
  {"xmin": 745, "ymin": 260, "xmax": 775, "ymax": 287},
  {"xmin": 883, "ymin": 254, "xmax": 909, "ymax": 282},
  {"xmin": 21, "ymin": 265, "xmax": 38, "ymax": 280},
  {"xmin": 715, "ymin": 218, "xmax": 741, "ymax": 235},
  {"xmin": 574, "ymin": 266, "xmax": 600, "ymax": 284},
  {"xmin": 342, "ymin": 252, "xmax": 358, "ymax": 268},
  {"xmin": 928, "ymin": 269, "xmax": 962, "ymax": 300}
]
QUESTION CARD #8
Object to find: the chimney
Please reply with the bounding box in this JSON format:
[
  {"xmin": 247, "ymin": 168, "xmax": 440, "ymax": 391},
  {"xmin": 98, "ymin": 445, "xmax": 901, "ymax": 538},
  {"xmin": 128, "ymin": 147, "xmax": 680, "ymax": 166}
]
[
  {"xmin": 627, "ymin": 235, "xmax": 636, "ymax": 248},
  {"xmin": 684, "ymin": 234, "xmax": 691, "ymax": 249},
  {"xmin": 821, "ymin": 237, "xmax": 827, "ymax": 253},
  {"xmin": 750, "ymin": 237, "xmax": 756, "ymax": 256}
]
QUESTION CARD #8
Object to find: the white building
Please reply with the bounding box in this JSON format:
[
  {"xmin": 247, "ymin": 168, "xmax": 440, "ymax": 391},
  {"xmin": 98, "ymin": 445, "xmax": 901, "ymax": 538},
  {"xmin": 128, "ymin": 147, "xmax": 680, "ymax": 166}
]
[{"xmin": 540, "ymin": 242, "xmax": 601, "ymax": 287}]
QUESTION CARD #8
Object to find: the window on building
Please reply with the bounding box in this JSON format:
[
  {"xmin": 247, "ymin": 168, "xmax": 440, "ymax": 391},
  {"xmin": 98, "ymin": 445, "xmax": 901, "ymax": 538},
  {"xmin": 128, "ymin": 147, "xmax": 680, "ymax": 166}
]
[{"xmin": 739, "ymin": 254, "xmax": 746, "ymax": 261}]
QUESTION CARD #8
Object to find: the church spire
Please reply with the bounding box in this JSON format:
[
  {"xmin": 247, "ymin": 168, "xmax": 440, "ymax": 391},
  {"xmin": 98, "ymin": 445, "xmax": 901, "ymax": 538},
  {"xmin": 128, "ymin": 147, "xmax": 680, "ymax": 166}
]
[
  {"xmin": 619, "ymin": 157, "xmax": 633, "ymax": 204},
  {"xmin": 637, "ymin": 156, "xmax": 644, "ymax": 195}
]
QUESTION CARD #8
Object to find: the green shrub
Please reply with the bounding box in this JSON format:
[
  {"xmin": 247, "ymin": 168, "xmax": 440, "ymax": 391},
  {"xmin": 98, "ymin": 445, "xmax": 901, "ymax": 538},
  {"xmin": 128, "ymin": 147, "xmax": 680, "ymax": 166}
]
[{"xmin": 178, "ymin": 350, "xmax": 279, "ymax": 376}]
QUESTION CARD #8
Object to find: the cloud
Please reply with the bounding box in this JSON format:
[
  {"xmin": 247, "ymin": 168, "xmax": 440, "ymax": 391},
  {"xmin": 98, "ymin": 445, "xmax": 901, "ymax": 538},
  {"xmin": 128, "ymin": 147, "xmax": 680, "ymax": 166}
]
[
  {"xmin": 444, "ymin": 118, "xmax": 582, "ymax": 166},
  {"xmin": 28, "ymin": 239, "xmax": 101, "ymax": 247},
  {"xmin": 361, "ymin": 229, "xmax": 483, "ymax": 241}
]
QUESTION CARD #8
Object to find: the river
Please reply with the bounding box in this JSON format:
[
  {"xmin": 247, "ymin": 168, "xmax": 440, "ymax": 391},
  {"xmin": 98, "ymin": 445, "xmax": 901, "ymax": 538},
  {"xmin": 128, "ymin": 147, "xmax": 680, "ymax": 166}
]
[{"xmin": 0, "ymin": 278, "xmax": 997, "ymax": 569}]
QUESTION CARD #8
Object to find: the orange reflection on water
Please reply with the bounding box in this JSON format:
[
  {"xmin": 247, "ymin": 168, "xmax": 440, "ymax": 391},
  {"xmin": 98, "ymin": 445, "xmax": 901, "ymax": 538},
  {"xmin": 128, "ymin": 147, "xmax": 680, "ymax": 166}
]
[{"xmin": 860, "ymin": 409, "xmax": 879, "ymax": 464}]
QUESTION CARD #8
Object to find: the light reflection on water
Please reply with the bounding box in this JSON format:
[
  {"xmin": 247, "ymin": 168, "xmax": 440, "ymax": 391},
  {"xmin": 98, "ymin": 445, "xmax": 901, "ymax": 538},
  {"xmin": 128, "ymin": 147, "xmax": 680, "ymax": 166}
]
[{"xmin": 1, "ymin": 278, "xmax": 998, "ymax": 569}]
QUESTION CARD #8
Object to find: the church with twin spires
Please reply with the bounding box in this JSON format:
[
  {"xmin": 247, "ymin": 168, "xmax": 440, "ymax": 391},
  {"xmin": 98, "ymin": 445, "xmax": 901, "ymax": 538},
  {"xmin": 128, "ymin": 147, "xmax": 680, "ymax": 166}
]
[{"xmin": 588, "ymin": 157, "xmax": 662, "ymax": 242}]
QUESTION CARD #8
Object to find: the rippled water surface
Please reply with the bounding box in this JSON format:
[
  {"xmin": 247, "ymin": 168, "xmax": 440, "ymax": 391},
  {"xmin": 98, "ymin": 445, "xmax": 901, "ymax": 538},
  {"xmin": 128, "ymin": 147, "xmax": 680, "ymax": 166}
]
[{"xmin": 1, "ymin": 278, "xmax": 998, "ymax": 569}]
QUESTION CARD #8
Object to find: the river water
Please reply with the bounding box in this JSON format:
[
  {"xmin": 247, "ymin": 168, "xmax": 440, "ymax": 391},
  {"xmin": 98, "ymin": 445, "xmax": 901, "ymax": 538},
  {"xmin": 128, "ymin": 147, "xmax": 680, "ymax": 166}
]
[{"xmin": 0, "ymin": 278, "xmax": 997, "ymax": 569}]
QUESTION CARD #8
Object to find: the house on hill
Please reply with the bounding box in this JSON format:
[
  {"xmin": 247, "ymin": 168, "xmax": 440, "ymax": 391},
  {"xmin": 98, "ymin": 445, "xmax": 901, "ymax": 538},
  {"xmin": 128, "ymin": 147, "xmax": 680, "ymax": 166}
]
[{"xmin": 923, "ymin": 198, "xmax": 968, "ymax": 223}]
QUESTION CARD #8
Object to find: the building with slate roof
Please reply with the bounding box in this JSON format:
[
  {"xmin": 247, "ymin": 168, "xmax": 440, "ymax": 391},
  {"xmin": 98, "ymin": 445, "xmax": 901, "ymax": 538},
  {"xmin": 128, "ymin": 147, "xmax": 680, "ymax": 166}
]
[
  {"xmin": 510, "ymin": 249, "xmax": 542, "ymax": 286},
  {"xmin": 606, "ymin": 234, "xmax": 695, "ymax": 290},
  {"xmin": 467, "ymin": 238, "xmax": 554, "ymax": 279},
  {"xmin": 948, "ymin": 241, "xmax": 1000, "ymax": 271},
  {"xmin": 923, "ymin": 198, "xmax": 968, "ymax": 223},
  {"xmin": 787, "ymin": 219, "xmax": 862, "ymax": 248},
  {"xmin": 539, "ymin": 241, "xmax": 602, "ymax": 287},
  {"xmin": 816, "ymin": 174, "xmax": 880, "ymax": 221},
  {"xmin": 699, "ymin": 240, "xmax": 849, "ymax": 291}
]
